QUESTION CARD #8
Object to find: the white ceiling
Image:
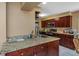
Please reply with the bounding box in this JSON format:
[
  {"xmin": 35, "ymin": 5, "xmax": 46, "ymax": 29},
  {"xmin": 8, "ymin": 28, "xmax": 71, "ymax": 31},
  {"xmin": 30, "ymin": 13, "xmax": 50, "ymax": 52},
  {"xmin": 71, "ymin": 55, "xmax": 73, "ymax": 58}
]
[{"xmin": 39, "ymin": 2, "xmax": 79, "ymax": 16}]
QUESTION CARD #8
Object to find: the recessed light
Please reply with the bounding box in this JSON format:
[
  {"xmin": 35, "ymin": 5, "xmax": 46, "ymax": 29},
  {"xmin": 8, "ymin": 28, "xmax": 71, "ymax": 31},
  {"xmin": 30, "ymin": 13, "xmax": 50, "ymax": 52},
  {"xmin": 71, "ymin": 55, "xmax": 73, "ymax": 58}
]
[
  {"xmin": 39, "ymin": 13, "xmax": 47, "ymax": 17},
  {"xmin": 42, "ymin": 2, "xmax": 47, "ymax": 4}
]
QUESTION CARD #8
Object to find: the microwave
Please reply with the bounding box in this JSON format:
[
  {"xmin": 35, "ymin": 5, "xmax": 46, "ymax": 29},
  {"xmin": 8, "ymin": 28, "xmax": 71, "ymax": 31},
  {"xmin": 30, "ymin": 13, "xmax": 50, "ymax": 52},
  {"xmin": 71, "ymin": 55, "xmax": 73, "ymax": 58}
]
[{"xmin": 47, "ymin": 22, "xmax": 55, "ymax": 28}]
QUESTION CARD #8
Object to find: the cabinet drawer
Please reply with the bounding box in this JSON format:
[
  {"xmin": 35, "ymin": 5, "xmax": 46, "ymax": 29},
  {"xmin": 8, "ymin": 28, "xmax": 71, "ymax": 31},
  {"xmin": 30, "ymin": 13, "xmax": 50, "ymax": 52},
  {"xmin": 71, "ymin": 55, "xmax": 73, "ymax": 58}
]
[
  {"xmin": 5, "ymin": 47, "xmax": 33, "ymax": 56},
  {"xmin": 5, "ymin": 50, "xmax": 21, "ymax": 56},
  {"xmin": 19, "ymin": 47, "xmax": 33, "ymax": 56},
  {"xmin": 65, "ymin": 35, "xmax": 74, "ymax": 38}
]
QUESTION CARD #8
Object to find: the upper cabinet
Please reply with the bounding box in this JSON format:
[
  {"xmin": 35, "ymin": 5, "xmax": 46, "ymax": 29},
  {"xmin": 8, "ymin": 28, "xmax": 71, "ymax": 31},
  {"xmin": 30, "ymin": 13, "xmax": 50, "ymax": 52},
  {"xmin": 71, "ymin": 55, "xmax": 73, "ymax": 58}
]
[
  {"xmin": 41, "ymin": 21, "xmax": 47, "ymax": 28},
  {"xmin": 59, "ymin": 15, "xmax": 72, "ymax": 27},
  {"xmin": 41, "ymin": 15, "xmax": 72, "ymax": 28}
]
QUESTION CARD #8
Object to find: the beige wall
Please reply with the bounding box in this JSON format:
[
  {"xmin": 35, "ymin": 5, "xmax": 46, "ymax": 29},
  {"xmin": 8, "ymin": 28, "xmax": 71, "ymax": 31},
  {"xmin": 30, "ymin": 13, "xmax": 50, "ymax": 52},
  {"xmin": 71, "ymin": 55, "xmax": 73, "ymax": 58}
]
[
  {"xmin": 0, "ymin": 2, "xmax": 6, "ymax": 50},
  {"xmin": 72, "ymin": 12, "xmax": 79, "ymax": 32},
  {"xmin": 78, "ymin": 16, "xmax": 79, "ymax": 33},
  {"xmin": 7, "ymin": 2, "xmax": 35, "ymax": 37}
]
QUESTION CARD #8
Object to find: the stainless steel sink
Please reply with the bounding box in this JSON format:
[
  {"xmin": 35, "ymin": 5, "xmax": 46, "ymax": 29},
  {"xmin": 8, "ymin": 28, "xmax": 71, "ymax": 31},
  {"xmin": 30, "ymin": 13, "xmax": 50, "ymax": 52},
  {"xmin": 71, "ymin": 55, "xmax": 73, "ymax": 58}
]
[{"xmin": 40, "ymin": 35, "xmax": 48, "ymax": 38}]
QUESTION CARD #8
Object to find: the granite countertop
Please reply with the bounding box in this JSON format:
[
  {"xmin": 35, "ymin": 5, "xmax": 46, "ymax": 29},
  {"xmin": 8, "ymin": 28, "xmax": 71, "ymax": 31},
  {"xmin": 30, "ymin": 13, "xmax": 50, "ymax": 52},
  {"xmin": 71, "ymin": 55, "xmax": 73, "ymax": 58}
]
[{"xmin": 0, "ymin": 36, "xmax": 60, "ymax": 54}]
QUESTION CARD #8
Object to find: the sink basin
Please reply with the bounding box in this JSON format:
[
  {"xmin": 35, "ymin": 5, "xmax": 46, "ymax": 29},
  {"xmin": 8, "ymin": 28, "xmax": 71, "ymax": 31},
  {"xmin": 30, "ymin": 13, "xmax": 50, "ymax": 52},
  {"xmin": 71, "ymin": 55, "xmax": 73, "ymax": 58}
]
[
  {"xmin": 40, "ymin": 35, "xmax": 48, "ymax": 38},
  {"xmin": 7, "ymin": 39, "xmax": 25, "ymax": 43}
]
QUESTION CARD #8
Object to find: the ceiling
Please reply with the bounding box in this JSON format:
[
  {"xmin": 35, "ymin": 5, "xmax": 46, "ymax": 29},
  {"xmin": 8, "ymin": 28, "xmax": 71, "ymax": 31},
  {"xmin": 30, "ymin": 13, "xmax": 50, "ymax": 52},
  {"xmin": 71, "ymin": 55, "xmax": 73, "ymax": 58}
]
[{"xmin": 39, "ymin": 2, "xmax": 79, "ymax": 16}]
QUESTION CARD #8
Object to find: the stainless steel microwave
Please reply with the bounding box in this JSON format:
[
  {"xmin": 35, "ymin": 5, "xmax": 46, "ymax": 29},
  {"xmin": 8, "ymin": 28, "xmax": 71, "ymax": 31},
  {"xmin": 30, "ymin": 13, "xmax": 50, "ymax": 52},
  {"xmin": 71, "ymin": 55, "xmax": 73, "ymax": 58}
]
[{"xmin": 47, "ymin": 22, "xmax": 55, "ymax": 28}]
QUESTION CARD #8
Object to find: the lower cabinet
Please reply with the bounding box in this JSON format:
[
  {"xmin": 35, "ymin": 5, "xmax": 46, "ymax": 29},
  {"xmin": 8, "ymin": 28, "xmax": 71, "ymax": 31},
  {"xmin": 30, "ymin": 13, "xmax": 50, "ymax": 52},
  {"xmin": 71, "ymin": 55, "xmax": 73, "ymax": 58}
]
[
  {"xmin": 59, "ymin": 34, "xmax": 66, "ymax": 46},
  {"xmin": 34, "ymin": 43, "xmax": 48, "ymax": 56},
  {"xmin": 5, "ymin": 47, "xmax": 34, "ymax": 56},
  {"xmin": 64, "ymin": 35, "xmax": 75, "ymax": 49},
  {"xmin": 5, "ymin": 50, "xmax": 21, "ymax": 56},
  {"xmin": 59, "ymin": 34, "xmax": 75, "ymax": 50},
  {"xmin": 47, "ymin": 40, "xmax": 59, "ymax": 56},
  {"xmin": 19, "ymin": 47, "xmax": 34, "ymax": 56},
  {"xmin": 5, "ymin": 40, "xmax": 59, "ymax": 56}
]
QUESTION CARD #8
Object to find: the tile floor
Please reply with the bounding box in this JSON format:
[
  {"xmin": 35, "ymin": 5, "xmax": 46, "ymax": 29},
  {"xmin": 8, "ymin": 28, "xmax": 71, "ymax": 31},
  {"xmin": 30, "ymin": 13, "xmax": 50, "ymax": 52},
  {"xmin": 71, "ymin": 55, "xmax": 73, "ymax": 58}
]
[{"xmin": 59, "ymin": 46, "xmax": 79, "ymax": 56}]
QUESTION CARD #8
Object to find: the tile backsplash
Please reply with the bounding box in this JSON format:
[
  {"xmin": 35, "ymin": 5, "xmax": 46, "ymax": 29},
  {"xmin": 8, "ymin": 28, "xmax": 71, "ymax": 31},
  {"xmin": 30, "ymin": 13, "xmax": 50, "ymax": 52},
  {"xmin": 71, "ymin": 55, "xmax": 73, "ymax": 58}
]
[
  {"xmin": 57, "ymin": 28, "xmax": 67, "ymax": 32},
  {"xmin": 40, "ymin": 27, "xmax": 68, "ymax": 33}
]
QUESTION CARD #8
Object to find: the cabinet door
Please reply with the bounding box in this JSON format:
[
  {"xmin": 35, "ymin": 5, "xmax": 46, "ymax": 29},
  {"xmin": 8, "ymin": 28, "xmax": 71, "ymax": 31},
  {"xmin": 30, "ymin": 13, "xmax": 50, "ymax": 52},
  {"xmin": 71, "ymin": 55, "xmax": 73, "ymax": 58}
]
[
  {"xmin": 41, "ymin": 21, "xmax": 46, "ymax": 28},
  {"xmin": 65, "ymin": 35, "xmax": 75, "ymax": 50},
  {"xmin": 59, "ymin": 34, "xmax": 75, "ymax": 50},
  {"xmin": 68, "ymin": 39, "xmax": 75, "ymax": 50},
  {"xmin": 58, "ymin": 34, "xmax": 65, "ymax": 46},
  {"xmin": 47, "ymin": 40, "xmax": 59, "ymax": 56},
  {"xmin": 34, "ymin": 43, "xmax": 47, "ymax": 56},
  {"xmin": 55, "ymin": 20, "xmax": 60, "ymax": 27},
  {"xmin": 51, "ymin": 18, "xmax": 57, "ymax": 27},
  {"xmin": 58, "ymin": 15, "xmax": 72, "ymax": 27},
  {"xmin": 59, "ymin": 16, "xmax": 66, "ymax": 27},
  {"xmin": 65, "ymin": 16, "xmax": 72, "ymax": 27}
]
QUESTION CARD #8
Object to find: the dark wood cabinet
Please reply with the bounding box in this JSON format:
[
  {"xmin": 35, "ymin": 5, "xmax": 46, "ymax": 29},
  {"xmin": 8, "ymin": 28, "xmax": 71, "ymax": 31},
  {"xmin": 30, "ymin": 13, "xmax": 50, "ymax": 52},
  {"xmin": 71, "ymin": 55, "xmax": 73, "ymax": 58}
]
[
  {"xmin": 65, "ymin": 16, "xmax": 72, "ymax": 27},
  {"xmin": 45, "ymin": 32, "xmax": 75, "ymax": 50},
  {"xmin": 34, "ymin": 43, "xmax": 47, "ymax": 56},
  {"xmin": 59, "ymin": 16, "xmax": 66, "ymax": 27},
  {"xmin": 5, "ymin": 50, "xmax": 21, "ymax": 56},
  {"xmin": 41, "ymin": 19, "xmax": 56, "ymax": 28},
  {"xmin": 41, "ymin": 21, "xmax": 46, "ymax": 28},
  {"xmin": 59, "ymin": 34, "xmax": 66, "ymax": 46},
  {"xmin": 59, "ymin": 15, "xmax": 72, "ymax": 27},
  {"xmin": 47, "ymin": 40, "xmax": 59, "ymax": 56},
  {"xmin": 41, "ymin": 15, "xmax": 72, "ymax": 28},
  {"xmin": 19, "ymin": 47, "xmax": 34, "ymax": 56},
  {"xmin": 5, "ymin": 40, "xmax": 59, "ymax": 56},
  {"xmin": 64, "ymin": 35, "xmax": 75, "ymax": 49},
  {"xmin": 5, "ymin": 47, "xmax": 34, "ymax": 56},
  {"xmin": 55, "ymin": 20, "xmax": 60, "ymax": 27},
  {"xmin": 51, "ymin": 19, "xmax": 57, "ymax": 27},
  {"xmin": 58, "ymin": 34, "xmax": 75, "ymax": 50}
]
